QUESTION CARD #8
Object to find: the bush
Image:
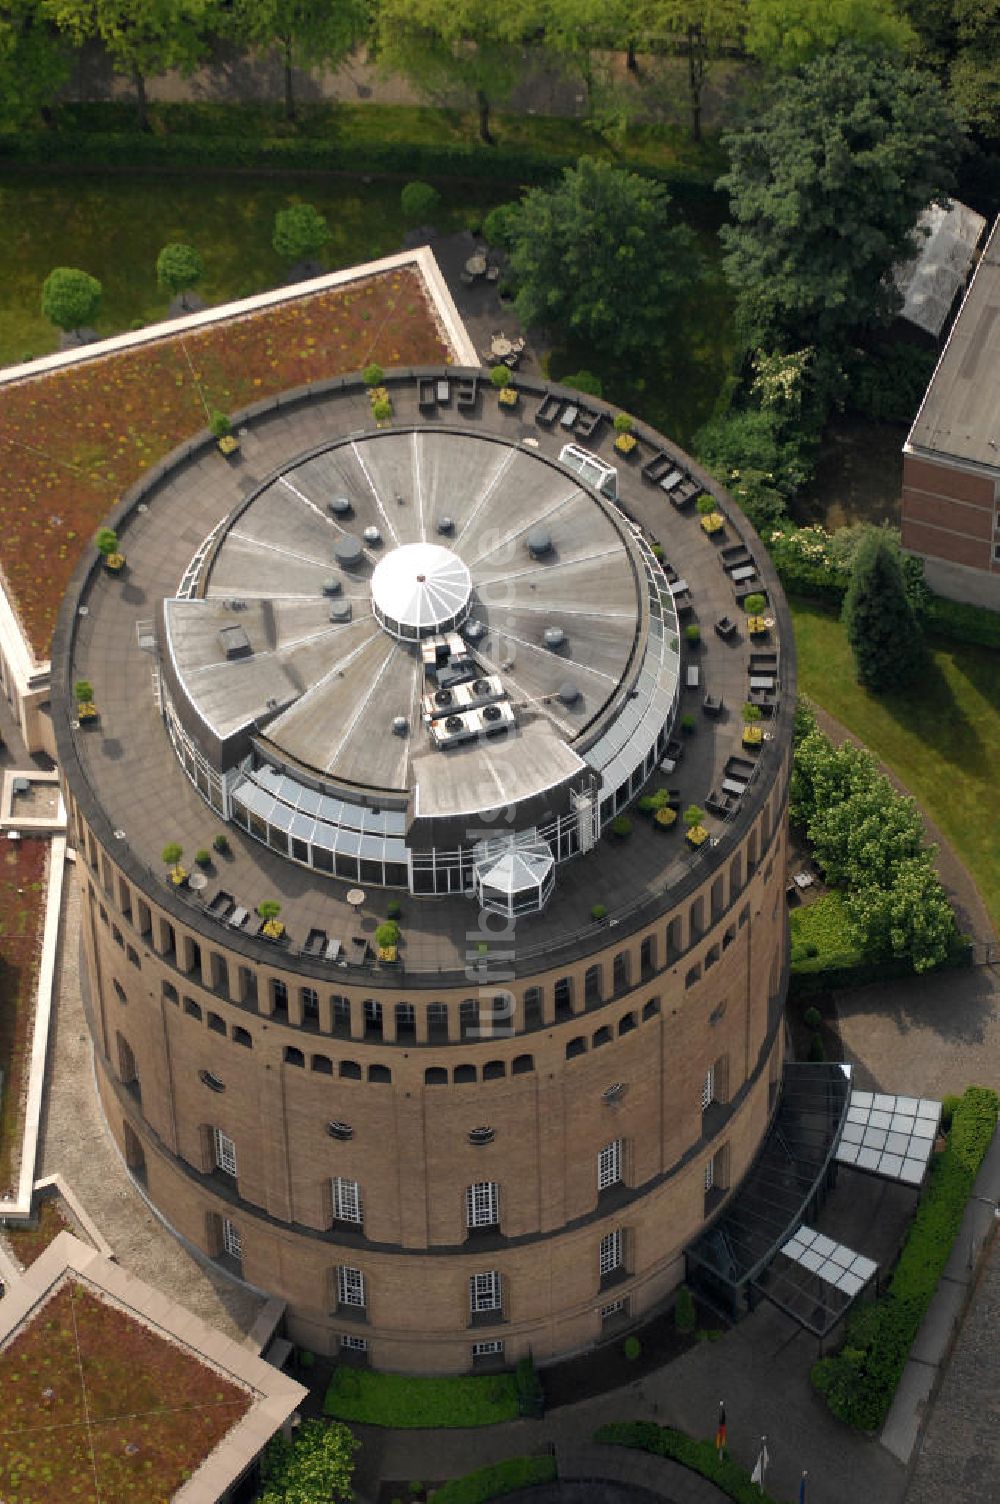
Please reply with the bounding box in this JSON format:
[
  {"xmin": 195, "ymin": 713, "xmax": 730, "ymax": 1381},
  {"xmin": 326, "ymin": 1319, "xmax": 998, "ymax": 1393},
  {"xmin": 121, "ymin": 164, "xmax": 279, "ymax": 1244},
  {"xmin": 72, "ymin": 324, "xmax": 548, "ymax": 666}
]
[
  {"xmin": 298, "ymin": 1348, "xmax": 315, "ymax": 1368},
  {"xmin": 803, "ymin": 1006, "xmax": 821, "ymax": 1029},
  {"xmin": 680, "ymin": 712, "xmax": 697, "ymax": 733},
  {"xmin": 213, "ymin": 833, "xmax": 230, "ymax": 854},
  {"xmin": 807, "ymin": 1031, "xmax": 825, "ymax": 1061},
  {"xmin": 41, "ymin": 265, "xmax": 101, "ymax": 331},
  {"xmin": 742, "ymin": 592, "xmax": 766, "ymax": 614},
  {"xmin": 591, "ymin": 903, "xmax": 608, "ymax": 920},
  {"xmin": 272, "ymin": 201, "xmax": 331, "ymax": 262},
  {"xmin": 372, "ymin": 398, "xmax": 393, "ymax": 421},
  {"xmin": 363, "ymin": 362, "xmax": 384, "ymax": 387},
  {"xmin": 683, "ymin": 804, "xmax": 705, "ymax": 828},
  {"xmin": 623, "ymin": 1336, "xmax": 641, "ymax": 1360},
  {"xmin": 674, "ymin": 1285, "xmax": 696, "ymax": 1333},
  {"xmin": 611, "ymin": 815, "xmax": 633, "ymax": 838},
  {"xmin": 410, "ymin": 1485, "xmax": 425, "ymax": 1498},
  {"xmin": 490, "ymin": 364, "xmax": 512, "ymax": 388},
  {"xmin": 483, "ymin": 202, "xmax": 517, "ymax": 247},
  {"xmin": 596, "ymin": 1421, "xmax": 782, "ymax": 1504},
  {"xmin": 209, "ymin": 409, "xmax": 231, "ymax": 438},
  {"xmin": 400, "ymin": 180, "xmax": 440, "ymax": 221},
  {"xmin": 74, "ymin": 678, "xmax": 94, "ymax": 704},
  {"xmin": 325, "ymin": 1368, "xmax": 519, "ymax": 1428},
  {"xmin": 613, "ymin": 412, "xmax": 634, "ymax": 433},
  {"xmin": 387, "ymin": 899, "xmax": 402, "ymax": 919},
  {"xmin": 194, "ymin": 849, "xmax": 211, "ymax": 868},
  {"xmin": 155, "ymin": 241, "xmax": 204, "ymax": 300},
  {"xmin": 430, "ymin": 1457, "xmax": 556, "ymax": 1504},
  {"xmin": 561, "ymin": 369, "xmax": 603, "ymax": 397},
  {"xmin": 939, "ymin": 1093, "xmax": 961, "ymax": 1133},
  {"xmin": 95, "ymin": 527, "xmax": 118, "ymax": 557},
  {"xmin": 260, "ymin": 1420, "xmax": 357, "ymax": 1503},
  {"xmin": 684, "ymin": 623, "xmax": 701, "ymax": 643},
  {"xmin": 812, "ymin": 1086, "xmax": 999, "ymax": 1430},
  {"xmin": 375, "ymin": 919, "xmax": 400, "ymax": 947}
]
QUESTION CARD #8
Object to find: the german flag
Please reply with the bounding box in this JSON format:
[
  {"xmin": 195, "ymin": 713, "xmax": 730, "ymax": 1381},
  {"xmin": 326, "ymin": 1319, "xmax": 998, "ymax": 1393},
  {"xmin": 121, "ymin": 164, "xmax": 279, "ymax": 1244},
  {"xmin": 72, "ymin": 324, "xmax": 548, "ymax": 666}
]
[{"xmin": 715, "ymin": 1400, "xmax": 727, "ymax": 1454}]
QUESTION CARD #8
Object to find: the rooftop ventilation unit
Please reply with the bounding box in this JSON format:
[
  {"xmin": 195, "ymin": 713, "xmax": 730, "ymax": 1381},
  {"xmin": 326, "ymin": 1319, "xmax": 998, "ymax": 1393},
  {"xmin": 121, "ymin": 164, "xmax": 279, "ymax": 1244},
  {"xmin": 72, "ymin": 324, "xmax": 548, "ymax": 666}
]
[
  {"xmin": 329, "ymin": 496, "xmax": 352, "ymax": 516},
  {"xmin": 218, "ymin": 625, "xmax": 252, "ymax": 660},
  {"xmin": 437, "ymin": 516, "xmax": 455, "ymax": 534},
  {"xmin": 465, "ymin": 619, "xmax": 486, "ymax": 642},
  {"xmin": 543, "ymin": 626, "xmax": 566, "ymax": 649},
  {"xmin": 527, "ymin": 527, "xmax": 552, "ymax": 557},
  {"xmin": 334, "ymin": 534, "xmax": 364, "ymax": 567},
  {"xmin": 429, "ymin": 700, "xmax": 515, "ymax": 748},
  {"xmin": 421, "ymin": 673, "xmax": 505, "ymax": 722},
  {"xmin": 329, "ymin": 601, "xmax": 353, "ymax": 624},
  {"xmin": 392, "ymin": 716, "xmax": 409, "ymax": 736},
  {"xmin": 558, "ymin": 682, "xmax": 581, "ymax": 705},
  {"xmin": 322, "ymin": 578, "xmax": 342, "ymax": 597},
  {"xmin": 363, "ymin": 525, "xmax": 381, "ymax": 544}
]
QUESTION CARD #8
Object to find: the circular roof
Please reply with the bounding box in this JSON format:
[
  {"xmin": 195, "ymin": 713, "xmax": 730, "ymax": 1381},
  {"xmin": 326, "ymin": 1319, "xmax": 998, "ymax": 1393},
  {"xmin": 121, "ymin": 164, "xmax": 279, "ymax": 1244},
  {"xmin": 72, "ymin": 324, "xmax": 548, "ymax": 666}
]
[{"xmin": 371, "ymin": 543, "xmax": 472, "ymax": 639}]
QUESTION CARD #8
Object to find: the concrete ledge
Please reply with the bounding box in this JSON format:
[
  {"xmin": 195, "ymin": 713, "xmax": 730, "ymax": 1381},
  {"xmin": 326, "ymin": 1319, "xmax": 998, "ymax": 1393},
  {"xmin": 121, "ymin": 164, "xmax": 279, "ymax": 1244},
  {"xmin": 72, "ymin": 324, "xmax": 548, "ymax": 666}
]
[
  {"xmin": 0, "ymin": 769, "xmax": 66, "ymax": 833},
  {"xmin": 0, "ymin": 836, "xmax": 66, "ymax": 1220},
  {"xmin": 33, "ymin": 1172, "xmax": 115, "ymax": 1261}
]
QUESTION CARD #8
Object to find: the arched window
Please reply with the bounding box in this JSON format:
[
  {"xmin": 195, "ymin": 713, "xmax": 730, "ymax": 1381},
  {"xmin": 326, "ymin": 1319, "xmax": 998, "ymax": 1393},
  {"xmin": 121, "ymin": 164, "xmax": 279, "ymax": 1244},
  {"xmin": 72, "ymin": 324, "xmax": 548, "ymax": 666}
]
[{"xmin": 566, "ymin": 1036, "xmax": 587, "ymax": 1060}]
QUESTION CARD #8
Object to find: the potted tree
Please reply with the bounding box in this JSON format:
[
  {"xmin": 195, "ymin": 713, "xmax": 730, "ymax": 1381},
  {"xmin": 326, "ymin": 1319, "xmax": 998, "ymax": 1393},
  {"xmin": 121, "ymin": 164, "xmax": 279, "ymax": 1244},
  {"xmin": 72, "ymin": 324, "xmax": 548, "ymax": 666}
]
[
  {"xmin": 258, "ymin": 900, "xmax": 284, "ymax": 940},
  {"xmin": 96, "ymin": 527, "xmax": 125, "ymax": 574},
  {"xmin": 684, "ymin": 805, "xmax": 709, "ymax": 848},
  {"xmin": 74, "ymin": 678, "xmax": 98, "ymax": 723},
  {"xmin": 161, "ymin": 842, "xmax": 188, "ymax": 886},
  {"xmin": 742, "ymin": 702, "xmax": 764, "ymax": 748},
  {"xmin": 613, "ymin": 413, "xmax": 637, "ymax": 456},
  {"xmin": 696, "ymin": 494, "xmax": 724, "ymax": 536},
  {"xmin": 743, "ymin": 593, "xmax": 770, "ymax": 635},
  {"xmin": 491, "ymin": 365, "xmax": 518, "ymax": 410},
  {"xmin": 210, "ymin": 411, "xmax": 239, "ymax": 458},
  {"xmin": 375, "ymin": 918, "xmax": 400, "ymax": 962}
]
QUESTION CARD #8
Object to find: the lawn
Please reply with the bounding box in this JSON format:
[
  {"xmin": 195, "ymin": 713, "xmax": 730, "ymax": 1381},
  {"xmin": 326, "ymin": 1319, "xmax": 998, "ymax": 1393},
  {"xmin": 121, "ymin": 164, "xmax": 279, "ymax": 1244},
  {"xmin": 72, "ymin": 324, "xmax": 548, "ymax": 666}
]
[
  {"xmin": 0, "ymin": 170, "xmax": 510, "ymax": 366},
  {"xmin": 791, "ymin": 598, "xmax": 1000, "ymax": 931},
  {"xmin": 324, "ymin": 1367, "xmax": 519, "ymax": 1427},
  {"xmin": 0, "ymin": 836, "xmax": 48, "ymax": 1198},
  {"xmin": 0, "ymin": 1278, "xmax": 252, "ymax": 1501},
  {"xmin": 790, "ymin": 892, "xmax": 861, "ymax": 968},
  {"xmin": 0, "ymin": 266, "xmax": 449, "ymax": 656}
]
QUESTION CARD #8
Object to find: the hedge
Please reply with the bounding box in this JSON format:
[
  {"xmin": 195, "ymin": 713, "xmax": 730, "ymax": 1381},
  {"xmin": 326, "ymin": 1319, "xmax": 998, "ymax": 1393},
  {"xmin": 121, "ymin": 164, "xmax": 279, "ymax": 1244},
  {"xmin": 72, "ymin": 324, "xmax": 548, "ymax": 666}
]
[
  {"xmin": 430, "ymin": 1456, "xmax": 556, "ymax": 1504},
  {"xmin": 594, "ymin": 1422, "xmax": 781, "ymax": 1504},
  {"xmin": 788, "ymin": 935, "xmax": 971, "ymax": 1000},
  {"xmin": 812, "ymin": 1085, "xmax": 999, "ymax": 1430}
]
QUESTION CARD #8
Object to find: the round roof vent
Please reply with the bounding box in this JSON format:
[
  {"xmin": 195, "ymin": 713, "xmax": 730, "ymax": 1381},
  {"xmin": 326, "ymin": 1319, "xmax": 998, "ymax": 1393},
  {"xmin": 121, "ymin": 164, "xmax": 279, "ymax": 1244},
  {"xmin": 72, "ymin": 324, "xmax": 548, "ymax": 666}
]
[
  {"xmin": 329, "ymin": 496, "xmax": 352, "ymax": 516},
  {"xmin": 558, "ymin": 682, "xmax": 581, "ymax": 705},
  {"xmin": 322, "ymin": 577, "xmax": 342, "ymax": 597},
  {"xmin": 527, "ymin": 527, "xmax": 552, "ymax": 557},
  {"xmin": 465, "ymin": 619, "xmax": 486, "ymax": 641},
  {"xmin": 334, "ymin": 534, "xmax": 364, "ymax": 567},
  {"xmin": 329, "ymin": 601, "xmax": 353, "ymax": 623},
  {"xmin": 437, "ymin": 516, "xmax": 455, "ymax": 534},
  {"xmin": 543, "ymin": 626, "xmax": 566, "ymax": 649},
  {"xmin": 363, "ymin": 525, "xmax": 381, "ymax": 544},
  {"xmin": 392, "ymin": 715, "xmax": 409, "ymax": 736}
]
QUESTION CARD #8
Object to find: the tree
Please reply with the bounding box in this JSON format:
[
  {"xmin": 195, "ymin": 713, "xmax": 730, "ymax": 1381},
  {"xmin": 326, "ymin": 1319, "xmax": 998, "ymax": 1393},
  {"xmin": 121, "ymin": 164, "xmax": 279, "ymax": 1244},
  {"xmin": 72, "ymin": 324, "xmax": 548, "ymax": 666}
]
[
  {"xmin": 637, "ymin": 0, "xmax": 746, "ymax": 143},
  {"xmin": 718, "ymin": 45, "xmax": 965, "ymax": 354},
  {"xmin": 400, "ymin": 180, "xmax": 441, "ymax": 222},
  {"xmin": 842, "ymin": 530, "xmax": 923, "ymax": 691},
  {"xmin": 272, "ymin": 203, "xmax": 331, "ymax": 264},
  {"xmin": 259, "ymin": 1419, "xmax": 358, "ymax": 1504},
  {"xmin": 41, "ymin": 266, "xmax": 102, "ymax": 331},
  {"xmin": 0, "ymin": 0, "xmax": 72, "ymax": 127},
  {"xmin": 745, "ymin": 0, "xmax": 916, "ymax": 72},
  {"xmin": 156, "ymin": 242, "xmax": 205, "ymax": 308},
  {"xmin": 45, "ymin": 0, "xmax": 215, "ymax": 130},
  {"xmin": 502, "ymin": 157, "xmax": 698, "ymax": 360},
  {"xmin": 374, "ymin": 0, "xmax": 541, "ymax": 145},
  {"xmin": 846, "ymin": 855, "xmax": 955, "ymax": 972},
  {"xmin": 229, "ymin": 0, "xmax": 367, "ymax": 122}
]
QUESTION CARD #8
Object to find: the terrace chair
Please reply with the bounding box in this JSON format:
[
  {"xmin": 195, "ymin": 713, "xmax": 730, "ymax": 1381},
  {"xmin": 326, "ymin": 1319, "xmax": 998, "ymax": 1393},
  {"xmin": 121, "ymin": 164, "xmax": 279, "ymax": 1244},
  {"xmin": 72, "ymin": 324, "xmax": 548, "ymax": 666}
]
[
  {"xmin": 456, "ymin": 377, "xmax": 478, "ymax": 410},
  {"xmin": 460, "ymin": 270, "xmax": 474, "ymax": 286},
  {"xmin": 574, "ymin": 409, "xmax": 603, "ymax": 440},
  {"xmin": 485, "ymin": 264, "xmax": 500, "ymax": 283},
  {"xmin": 417, "ymin": 378, "xmax": 436, "ymax": 409},
  {"xmin": 536, "ymin": 396, "xmax": 562, "ymax": 428},
  {"xmin": 641, "ymin": 453, "xmax": 673, "ymax": 484}
]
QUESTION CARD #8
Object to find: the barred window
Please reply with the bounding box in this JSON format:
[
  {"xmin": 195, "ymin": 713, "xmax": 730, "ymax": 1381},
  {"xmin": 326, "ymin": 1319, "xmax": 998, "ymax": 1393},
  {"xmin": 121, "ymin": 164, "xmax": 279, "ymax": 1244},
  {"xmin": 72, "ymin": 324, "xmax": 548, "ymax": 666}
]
[
  {"xmin": 465, "ymin": 1181, "xmax": 499, "ymax": 1228},
  {"xmin": 597, "ymin": 1138, "xmax": 622, "ymax": 1191},
  {"xmin": 337, "ymin": 1266, "xmax": 366, "ymax": 1307},
  {"xmin": 222, "ymin": 1217, "xmax": 242, "ymax": 1261},
  {"xmin": 469, "ymin": 1271, "xmax": 502, "ymax": 1313},
  {"xmin": 472, "ymin": 1340, "xmax": 504, "ymax": 1357},
  {"xmin": 704, "ymin": 1156, "xmax": 715, "ymax": 1192},
  {"xmin": 599, "ymin": 1228, "xmax": 623, "ymax": 1277},
  {"xmin": 212, "ymin": 1127, "xmax": 237, "ymax": 1177},
  {"xmin": 701, "ymin": 1066, "xmax": 716, "ymax": 1111},
  {"xmin": 332, "ymin": 1177, "xmax": 363, "ymax": 1224},
  {"xmin": 341, "ymin": 1334, "xmax": 368, "ymax": 1352}
]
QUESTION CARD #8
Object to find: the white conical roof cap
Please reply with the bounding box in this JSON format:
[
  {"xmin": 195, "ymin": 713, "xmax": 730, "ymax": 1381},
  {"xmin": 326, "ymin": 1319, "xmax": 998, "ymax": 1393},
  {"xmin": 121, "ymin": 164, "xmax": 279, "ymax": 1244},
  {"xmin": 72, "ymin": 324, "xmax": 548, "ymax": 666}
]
[{"xmin": 371, "ymin": 543, "xmax": 472, "ymax": 638}]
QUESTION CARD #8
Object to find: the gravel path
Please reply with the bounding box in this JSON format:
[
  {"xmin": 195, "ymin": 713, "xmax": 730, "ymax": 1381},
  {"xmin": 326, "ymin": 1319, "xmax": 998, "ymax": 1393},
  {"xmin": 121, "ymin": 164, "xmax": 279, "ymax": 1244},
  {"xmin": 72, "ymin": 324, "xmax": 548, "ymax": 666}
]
[{"xmin": 36, "ymin": 870, "xmax": 265, "ymax": 1345}]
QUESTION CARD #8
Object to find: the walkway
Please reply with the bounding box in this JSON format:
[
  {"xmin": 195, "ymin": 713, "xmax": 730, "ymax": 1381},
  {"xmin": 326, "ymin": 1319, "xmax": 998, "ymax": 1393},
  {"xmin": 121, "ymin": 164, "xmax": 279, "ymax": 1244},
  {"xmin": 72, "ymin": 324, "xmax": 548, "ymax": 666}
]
[{"xmin": 35, "ymin": 876, "xmax": 265, "ymax": 1345}]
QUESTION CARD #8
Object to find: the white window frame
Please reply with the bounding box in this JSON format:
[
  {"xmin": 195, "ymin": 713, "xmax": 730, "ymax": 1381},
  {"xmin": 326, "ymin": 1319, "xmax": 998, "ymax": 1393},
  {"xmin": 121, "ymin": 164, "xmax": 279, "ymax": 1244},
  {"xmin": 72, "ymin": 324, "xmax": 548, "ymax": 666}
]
[
  {"xmin": 701, "ymin": 1066, "xmax": 715, "ymax": 1112},
  {"xmin": 222, "ymin": 1217, "xmax": 242, "ymax": 1261},
  {"xmin": 212, "ymin": 1127, "xmax": 237, "ymax": 1177},
  {"xmin": 597, "ymin": 1138, "xmax": 622, "ymax": 1191},
  {"xmin": 466, "ymin": 1181, "xmax": 500, "ymax": 1228},
  {"xmin": 340, "ymin": 1334, "xmax": 368, "ymax": 1352},
  {"xmin": 599, "ymin": 1228, "xmax": 623, "ymax": 1277},
  {"xmin": 704, "ymin": 1155, "xmax": 715, "ymax": 1192},
  {"xmin": 469, "ymin": 1270, "xmax": 502, "ymax": 1313},
  {"xmin": 337, "ymin": 1265, "xmax": 366, "ymax": 1308},
  {"xmin": 472, "ymin": 1339, "xmax": 504, "ymax": 1357},
  {"xmin": 600, "ymin": 1297, "xmax": 628, "ymax": 1320},
  {"xmin": 332, "ymin": 1176, "xmax": 363, "ymax": 1224}
]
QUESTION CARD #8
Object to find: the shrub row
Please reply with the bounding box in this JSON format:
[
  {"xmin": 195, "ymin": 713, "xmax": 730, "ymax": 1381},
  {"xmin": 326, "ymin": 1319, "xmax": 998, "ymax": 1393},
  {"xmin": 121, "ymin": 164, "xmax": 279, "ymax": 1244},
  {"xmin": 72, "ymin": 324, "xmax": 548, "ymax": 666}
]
[
  {"xmin": 788, "ymin": 937, "xmax": 971, "ymax": 1000},
  {"xmin": 594, "ymin": 1422, "xmax": 780, "ymax": 1504},
  {"xmin": 812, "ymin": 1085, "xmax": 999, "ymax": 1430},
  {"xmin": 430, "ymin": 1456, "xmax": 557, "ymax": 1504}
]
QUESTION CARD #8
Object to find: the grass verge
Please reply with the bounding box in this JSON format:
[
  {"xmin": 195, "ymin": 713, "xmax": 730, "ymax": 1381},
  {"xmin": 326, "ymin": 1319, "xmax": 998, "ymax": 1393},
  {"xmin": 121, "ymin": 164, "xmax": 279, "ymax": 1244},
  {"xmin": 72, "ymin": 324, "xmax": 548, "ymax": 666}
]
[
  {"xmin": 324, "ymin": 1367, "xmax": 519, "ymax": 1428},
  {"xmin": 812, "ymin": 1085, "xmax": 999, "ymax": 1429},
  {"xmin": 790, "ymin": 598, "xmax": 1000, "ymax": 931},
  {"xmin": 430, "ymin": 1457, "xmax": 557, "ymax": 1504},
  {"xmin": 594, "ymin": 1421, "xmax": 781, "ymax": 1504}
]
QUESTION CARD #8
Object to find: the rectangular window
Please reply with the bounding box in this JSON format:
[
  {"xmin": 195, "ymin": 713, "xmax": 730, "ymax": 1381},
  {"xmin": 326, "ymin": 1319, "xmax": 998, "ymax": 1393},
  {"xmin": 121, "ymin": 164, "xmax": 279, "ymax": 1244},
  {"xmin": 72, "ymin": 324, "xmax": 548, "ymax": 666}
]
[
  {"xmin": 341, "ymin": 1334, "xmax": 368, "ymax": 1352},
  {"xmin": 332, "ymin": 1177, "xmax": 363, "ymax": 1225},
  {"xmin": 337, "ymin": 1266, "xmax": 366, "ymax": 1308},
  {"xmin": 599, "ymin": 1228, "xmax": 623, "ymax": 1277},
  {"xmin": 222, "ymin": 1217, "xmax": 242, "ymax": 1261},
  {"xmin": 212, "ymin": 1127, "xmax": 237, "ymax": 1178},
  {"xmin": 701, "ymin": 1066, "xmax": 715, "ymax": 1111},
  {"xmin": 600, "ymin": 1297, "xmax": 629, "ymax": 1320},
  {"xmin": 469, "ymin": 1271, "xmax": 502, "ymax": 1313},
  {"xmin": 704, "ymin": 1156, "xmax": 715, "ymax": 1192},
  {"xmin": 465, "ymin": 1181, "xmax": 500, "ymax": 1228},
  {"xmin": 472, "ymin": 1340, "xmax": 504, "ymax": 1358},
  {"xmin": 597, "ymin": 1139, "xmax": 622, "ymax": 1191}
]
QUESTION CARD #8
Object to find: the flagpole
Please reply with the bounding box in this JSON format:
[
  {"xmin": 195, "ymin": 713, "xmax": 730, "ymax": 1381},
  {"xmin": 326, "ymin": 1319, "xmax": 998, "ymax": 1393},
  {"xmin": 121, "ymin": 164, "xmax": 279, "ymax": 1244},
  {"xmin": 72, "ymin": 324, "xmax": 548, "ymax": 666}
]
[{"xmin": 799, "ymin": 1469, "xmax": 807, "ymax": 1504}]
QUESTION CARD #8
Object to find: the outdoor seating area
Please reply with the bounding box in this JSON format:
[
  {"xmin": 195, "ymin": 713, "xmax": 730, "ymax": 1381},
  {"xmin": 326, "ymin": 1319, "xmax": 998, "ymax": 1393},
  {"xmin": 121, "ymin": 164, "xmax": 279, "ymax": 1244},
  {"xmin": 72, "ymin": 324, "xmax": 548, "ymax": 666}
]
[
  {"xmin": 419, "ymin": 374, "xmax": 478, "ymax": 411},
  {"xmin": 484, "ymin": 330, "xmax": 527, "ymax": 368},
  {"xmin": 534, "ymin": 392, "xmax": 603, "ymax": 438},
  {"xmin": 460, "ymin": 247, "xmax": 502, "ymax": 286}
]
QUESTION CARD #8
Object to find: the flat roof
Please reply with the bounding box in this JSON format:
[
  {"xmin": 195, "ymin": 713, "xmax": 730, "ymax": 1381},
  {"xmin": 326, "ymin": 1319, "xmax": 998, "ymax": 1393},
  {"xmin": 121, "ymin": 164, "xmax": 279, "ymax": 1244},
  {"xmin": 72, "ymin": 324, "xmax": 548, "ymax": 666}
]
[{"xmin": 907, "ymin": 215, "xmax": 1000, "ymax": 471}]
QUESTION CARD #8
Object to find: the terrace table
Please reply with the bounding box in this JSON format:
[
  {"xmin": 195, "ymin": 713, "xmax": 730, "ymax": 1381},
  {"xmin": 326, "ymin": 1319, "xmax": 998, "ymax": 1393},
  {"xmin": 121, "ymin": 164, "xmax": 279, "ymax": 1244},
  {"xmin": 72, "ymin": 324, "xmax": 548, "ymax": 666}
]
[
  {"xmin": 490, "ymin": 334, "xmax": 513, "ymax": 359},
  {"xmin": 722, "ymin": 778, "xmax": 748, "ymax": 796},
  {"xmin": 671, "ymin": 579, "xmax": 689, "ymax": 595},
  {"xmin": 686, "ymin": 666, "xmax": 700, "ymax": 688},
  {"xmin": 750, "ymin": 675, "xmax": 775, "ymax": 691},
  {"xmin": 660, "ymin": 469, "xmax": 684, "ymax": 492},
  {"xmin": 731, "ymin": 565, "xmax": 757, "ymax": 583},
  {"xmin": 465, "ymin": 252, "xmax": 487, "ymax": 277}
]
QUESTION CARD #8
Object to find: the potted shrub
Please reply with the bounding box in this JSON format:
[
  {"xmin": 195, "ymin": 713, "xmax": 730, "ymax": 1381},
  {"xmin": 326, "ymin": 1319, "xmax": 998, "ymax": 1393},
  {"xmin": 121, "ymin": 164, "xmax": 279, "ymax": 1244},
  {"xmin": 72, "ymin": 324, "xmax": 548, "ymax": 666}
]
[
  {"xmin": 375, "ymin": 918, "xmax": 400, "ymax": 962},
  {"xmin": 194, "ymin": 848, "xmax": 212, "ymax": 869},
  {"xmin": 654, "ymin": 805, "xmax": 678, "ymax": 829},
  {"xmin": 95, "ymin": 527, "xmax": 125, "ymax": 573},
  {"xmin": 696, "ymin": 494, "xmax": 725, "ymax": 535},
  {"xmin": 74, "ymin": 678, "xmax": 98, "ymax": 723},
  {"xmin": 684, "ymin": 622, "xmax": 701, "ymax": 645},
  {"xmin": 651, "ymin": 542, "xmax": 664, "ymax": 560},
  {"xmin": 680, "ymin": 712, "xmax": 697, "ymax": 735},
  {"xmin": 210, "ymin": 410, "xmax": 239, "ymax": 457},
  {"xmin": 213, "ymin": 833, "xmax": 230, "ymax": 855},
  {"xmin": 684, "ymin": 805, "xmax": 709, "ymax": 848},
  {"xmin": 161, "ymin": 841, "xmax": 187, "ymax": 886},
  {"xmin": 613, "ymin": 413, "xmax": 637, "ymax": 456},
  {"xmin": 743, "ymin": 592, "xmax": 767, "ymax": 615},
  {"xmin": 610, "ymin": 814, "xmax": 632, "ymax": 839},
  {"xmin": 742, "ymin": 701, "xmax": 764, "ymax": 748},
  {"xmin": 498, "ymin": 385, "xmax": 519, "ymax": 409},
  {"xmin": 370, "ymin": 386, "xmax": 392, "ymax": 423},
  {"xmin": 258, "ymin": 900, "xmax": 284, "ymax": 940},
  {"xmin": 591, "ymin": 903, "xmax": 607, "ymax": 920},
  {"xmin": 362, "ymin": 362, "xmax": 384, "ymax": 388},
  {"xmin": 386, "ymin": 899, "xmax": 402, "ymax": 919}
]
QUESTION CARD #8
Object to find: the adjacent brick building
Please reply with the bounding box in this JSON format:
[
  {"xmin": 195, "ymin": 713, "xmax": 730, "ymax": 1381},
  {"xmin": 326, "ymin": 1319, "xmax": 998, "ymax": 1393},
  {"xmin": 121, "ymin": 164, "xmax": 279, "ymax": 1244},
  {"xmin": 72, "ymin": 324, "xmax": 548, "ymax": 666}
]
[{"xmin": 902, "ymin": 216, "xmax": 1000, "ymax": 608}]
